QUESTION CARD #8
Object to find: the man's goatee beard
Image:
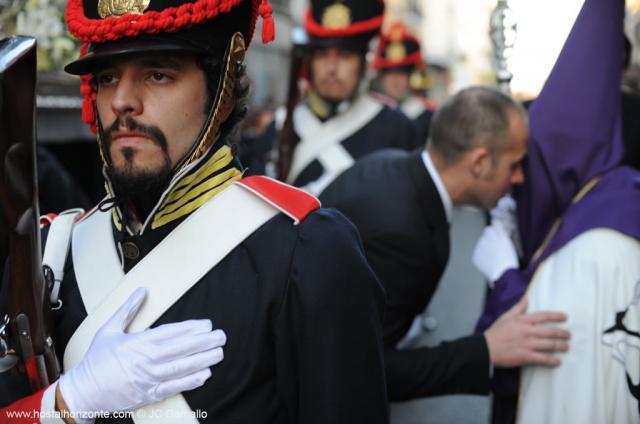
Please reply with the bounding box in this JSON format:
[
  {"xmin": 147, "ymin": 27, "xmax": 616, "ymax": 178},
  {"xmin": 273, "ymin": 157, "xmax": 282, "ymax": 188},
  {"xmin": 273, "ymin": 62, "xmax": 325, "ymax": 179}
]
[
  {"xmin": 100, "ymin": 115, "xmax": 175, "ymax": 219},
  {"xmin": 106, "ymin": 164, "xmax": 173, "ymax": 220}
]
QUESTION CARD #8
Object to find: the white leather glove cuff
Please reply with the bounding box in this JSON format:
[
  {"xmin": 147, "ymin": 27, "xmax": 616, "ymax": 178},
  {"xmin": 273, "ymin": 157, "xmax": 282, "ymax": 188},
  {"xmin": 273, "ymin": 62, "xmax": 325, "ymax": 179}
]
[
  {"xmin": 490, "ymin": 195, "xmax": 517, "ymax": 237},
  {"xmin": 473, "ymin": 225, "xmax": 519, "ymax": 286}
]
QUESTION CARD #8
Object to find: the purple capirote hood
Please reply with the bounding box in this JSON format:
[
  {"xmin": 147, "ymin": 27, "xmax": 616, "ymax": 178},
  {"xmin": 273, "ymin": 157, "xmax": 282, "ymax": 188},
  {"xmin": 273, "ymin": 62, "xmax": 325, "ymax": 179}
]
[
  {"xmin": 515, "ymin": 0, "xmax": 625, "ymax": 263},
  {"xmin": 476, "ymin": 1, "xmax": 636, "ymax": 421}
]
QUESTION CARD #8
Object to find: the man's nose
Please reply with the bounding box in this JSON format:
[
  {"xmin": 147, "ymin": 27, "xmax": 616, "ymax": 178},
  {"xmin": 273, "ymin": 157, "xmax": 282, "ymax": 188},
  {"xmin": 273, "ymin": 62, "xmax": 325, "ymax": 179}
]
[
  {"xmin": 111, "ymin": 74, "xmax": 143, "ymax": 117},
  {"xmin": 324, "ymin": 52, "xmax": 340, "ymax": 73}
]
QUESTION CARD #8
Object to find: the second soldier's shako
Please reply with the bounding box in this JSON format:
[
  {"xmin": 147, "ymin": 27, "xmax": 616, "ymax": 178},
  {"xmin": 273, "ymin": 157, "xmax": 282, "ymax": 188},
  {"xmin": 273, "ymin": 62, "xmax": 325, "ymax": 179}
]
[
  {"xmin": 301, "ymin": 0, "xmax": 384, "ymax": 120},
  {"xmin": 62, "ymin": 0, "xmax": 276, "ymax": 232},
  {"xmin": 373, "ymin": 23, "xmax": 422, "ymax": 74},
  {"xmin": 304, "ymin": 0, "xmax": 384, "ymax": 51}
]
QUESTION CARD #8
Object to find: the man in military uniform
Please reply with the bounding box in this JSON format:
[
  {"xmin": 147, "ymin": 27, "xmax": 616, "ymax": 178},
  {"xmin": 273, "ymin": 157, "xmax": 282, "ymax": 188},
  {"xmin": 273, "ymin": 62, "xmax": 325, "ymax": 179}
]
[
  {"xmin": 370, "ymin": 23, "xmax": 435, "ymax": 144},
  {"xmin": 281, "ymin": 0, "xmax": 419, "ymax": 196},
  {"xmin": 0, "ymin": 0, "xmax": 388, "ymax": 421}
]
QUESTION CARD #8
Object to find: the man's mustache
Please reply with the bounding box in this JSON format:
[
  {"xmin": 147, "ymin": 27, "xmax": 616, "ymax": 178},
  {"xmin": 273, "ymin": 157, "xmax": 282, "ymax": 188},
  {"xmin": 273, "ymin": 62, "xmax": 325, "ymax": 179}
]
[
  {"xmin": 319, "ymin": 77, "xmax": 345, "ymax": 86},
  {"xmin": 104, "ymin": 116, "xmax": 168, "ymax": 151}
]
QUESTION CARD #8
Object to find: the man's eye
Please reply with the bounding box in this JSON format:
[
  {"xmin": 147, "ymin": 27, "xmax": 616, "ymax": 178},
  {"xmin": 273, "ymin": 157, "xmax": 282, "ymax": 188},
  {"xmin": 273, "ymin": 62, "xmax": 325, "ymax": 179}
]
[
  {"xmin": 97, "ymin": 74, "xmax": 115, "ymax": 85},
  {"xmin": 313, "ymin": 51, "xmax": 329, "ymax": 60},
  {"xmin": 151, "ymin": 72, "xmax": 168, "ymax": 81}
]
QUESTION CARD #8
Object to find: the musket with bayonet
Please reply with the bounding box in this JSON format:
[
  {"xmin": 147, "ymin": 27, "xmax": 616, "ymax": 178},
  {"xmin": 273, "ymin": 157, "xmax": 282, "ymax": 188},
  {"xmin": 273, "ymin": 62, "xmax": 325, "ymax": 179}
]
[{"xmin": 0, "ymin": 35, "xmax": 60, "ymax": 391}]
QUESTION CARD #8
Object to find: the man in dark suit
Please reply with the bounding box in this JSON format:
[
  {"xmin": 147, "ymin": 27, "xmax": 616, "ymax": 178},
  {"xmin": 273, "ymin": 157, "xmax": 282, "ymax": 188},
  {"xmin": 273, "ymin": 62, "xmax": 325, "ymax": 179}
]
[{"xmin": 320, "ymin": 86, "xmax": 571, "ymax": 400}]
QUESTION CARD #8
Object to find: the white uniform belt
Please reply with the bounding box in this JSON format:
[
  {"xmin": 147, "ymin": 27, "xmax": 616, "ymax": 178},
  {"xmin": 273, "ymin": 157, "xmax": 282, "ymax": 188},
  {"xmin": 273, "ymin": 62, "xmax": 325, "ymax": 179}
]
[{"xmin": 42, "ymin": 209, "xmax": 84, "ymax": 305}]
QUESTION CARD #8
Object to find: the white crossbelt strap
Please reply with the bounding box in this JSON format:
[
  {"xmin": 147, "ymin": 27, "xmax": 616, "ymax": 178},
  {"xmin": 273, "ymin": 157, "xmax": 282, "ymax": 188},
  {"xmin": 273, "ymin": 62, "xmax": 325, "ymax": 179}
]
[
  {"xmin": 42, "ymin": 209, "xmax": 84, "ymax": 304},
  {"xmin": 301, "ymin": 145, "xmax": 356, "ymax": 196},
  {"xmin": 292, "ymin": 103, "xmax": 323, "ymax": 138},
  {"xmin": 286, "ymin": 94, "xmax": 383, "ymax": 184},
  {"xmin": 400, "ymin": 96, "xmax": 426, "ymax": 120},
  {"xmin": 71, "ymin": 204, "xmax": 124, "ymax": 314},
  {"xmin": 65, "ymin": 183, "xmax": 279, "ymax": 423}
]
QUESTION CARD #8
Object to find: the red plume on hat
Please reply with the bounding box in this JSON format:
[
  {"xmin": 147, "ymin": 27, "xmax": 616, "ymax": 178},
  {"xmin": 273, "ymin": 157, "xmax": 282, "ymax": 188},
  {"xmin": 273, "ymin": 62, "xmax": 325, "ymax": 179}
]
[
  {"xmin": 373, "ymin": 22, "xmax": 422, "ymax": 70},
  {"xmin": 66, "ymin": 0, "xmax": 275, "ymax": 47}
]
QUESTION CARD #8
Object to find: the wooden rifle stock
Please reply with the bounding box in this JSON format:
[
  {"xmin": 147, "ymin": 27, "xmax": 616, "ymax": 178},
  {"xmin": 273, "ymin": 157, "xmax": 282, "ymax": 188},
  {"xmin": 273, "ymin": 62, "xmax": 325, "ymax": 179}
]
[
  {"xmin": 276, "ymin": 43, "xmax": 305, "ymax": 181},
  {"xmin": 0, "ymin": 36, "xmax": 60, "ymax": 391}
]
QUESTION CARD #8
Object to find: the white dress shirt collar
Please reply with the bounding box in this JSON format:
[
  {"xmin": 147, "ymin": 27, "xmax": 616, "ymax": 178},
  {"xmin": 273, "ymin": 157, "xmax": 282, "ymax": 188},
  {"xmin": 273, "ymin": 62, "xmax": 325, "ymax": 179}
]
[{"xmin": 421, "ymin": 150, "xmax": 453, "ymax": 223}]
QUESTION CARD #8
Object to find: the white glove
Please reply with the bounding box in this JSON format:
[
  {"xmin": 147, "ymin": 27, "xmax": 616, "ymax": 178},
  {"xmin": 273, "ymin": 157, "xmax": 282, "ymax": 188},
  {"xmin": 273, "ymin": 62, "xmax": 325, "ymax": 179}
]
[
  {"xmin": 59, "ymin": 287, "xmax": 226, "ymax": 422},
  {"xmin": 472, "ymin": 224, "xmax": 519, "ymax": 286},
  {"xmin": 490, "ymin": 195, "xmax": 517, "ymax": 237}
]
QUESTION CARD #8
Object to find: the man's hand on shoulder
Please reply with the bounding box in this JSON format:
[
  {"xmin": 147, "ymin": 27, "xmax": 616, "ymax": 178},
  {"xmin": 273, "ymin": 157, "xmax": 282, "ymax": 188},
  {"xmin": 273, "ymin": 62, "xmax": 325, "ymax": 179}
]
[{"xmin": 484, "ymin": 296, "xmax": 570, "ymax": 368}]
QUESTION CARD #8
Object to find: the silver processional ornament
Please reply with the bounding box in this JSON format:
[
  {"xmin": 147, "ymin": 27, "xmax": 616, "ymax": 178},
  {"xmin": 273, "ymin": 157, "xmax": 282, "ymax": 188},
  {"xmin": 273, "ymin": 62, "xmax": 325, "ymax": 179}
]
[
  {"xmin": 489, "ymin": 0, "xmax": 517, "ymax": 94},
  {"xmin": 489, "ymin": 0, "xmax": 523, "ymax": 258}
]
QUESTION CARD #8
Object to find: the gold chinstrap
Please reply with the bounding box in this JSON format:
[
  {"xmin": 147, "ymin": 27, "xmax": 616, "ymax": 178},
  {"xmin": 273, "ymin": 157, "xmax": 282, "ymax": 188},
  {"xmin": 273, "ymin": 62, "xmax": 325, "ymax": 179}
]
[{"xmin": 187, "ymin": 32, "xmax": 246, "ymax": 166}]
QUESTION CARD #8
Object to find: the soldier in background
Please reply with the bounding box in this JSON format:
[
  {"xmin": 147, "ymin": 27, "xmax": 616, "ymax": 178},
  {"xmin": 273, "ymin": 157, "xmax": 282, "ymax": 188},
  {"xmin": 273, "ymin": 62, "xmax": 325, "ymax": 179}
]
[
  {"xmin": 370, "ymin": 23, "xmax": 436, "ymax": 144},
  {"xmin": 279, "ymin": 0, "xmax": 418, "ymax": 196}
]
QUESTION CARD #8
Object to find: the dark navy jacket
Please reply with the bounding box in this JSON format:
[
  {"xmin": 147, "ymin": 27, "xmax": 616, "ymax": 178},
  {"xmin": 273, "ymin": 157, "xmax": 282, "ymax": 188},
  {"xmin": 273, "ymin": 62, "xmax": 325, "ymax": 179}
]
[
  {"xmin": 0, "ymin": 206, "xmax": 389, "ymax": 424},
  {"xmin": 292, "ymin": 107, "xmax": 419, "ymax": 188}
]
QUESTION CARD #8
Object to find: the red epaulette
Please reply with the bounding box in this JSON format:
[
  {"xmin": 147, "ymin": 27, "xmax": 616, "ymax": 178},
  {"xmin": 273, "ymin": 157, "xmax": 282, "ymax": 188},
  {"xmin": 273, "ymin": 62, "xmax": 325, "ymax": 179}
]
[
  {"xmin": 40, "ymin": 213, "xmax": 58, "ymax": 228},
  {"xmin": 236, "ymin": 176, "xmax": 321, "ymax": 225},
  {"xmin": 369, "ymin": 91, "xmax": 399, "ymax": 109},
  {"xmin": 422, "ymin": 98, "xmax": 438, "ymax": 112},
  {"xmin": 74, "ymin": 208, "xmax": 93, "ymax": 223},
  {"xmin": 40, "ymin": 210, "xmax": 92, "ymax": 227},
  {"xmin": 0, "ymin": 387, "xmax": 48, "ymax": 423}
]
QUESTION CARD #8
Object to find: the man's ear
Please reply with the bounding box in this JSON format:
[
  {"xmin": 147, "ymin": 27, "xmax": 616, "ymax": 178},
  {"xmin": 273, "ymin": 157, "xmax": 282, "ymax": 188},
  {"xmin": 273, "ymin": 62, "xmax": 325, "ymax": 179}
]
[{"xmin": 468, "ymin": 146, "xmax": 492, "ymax": 179}]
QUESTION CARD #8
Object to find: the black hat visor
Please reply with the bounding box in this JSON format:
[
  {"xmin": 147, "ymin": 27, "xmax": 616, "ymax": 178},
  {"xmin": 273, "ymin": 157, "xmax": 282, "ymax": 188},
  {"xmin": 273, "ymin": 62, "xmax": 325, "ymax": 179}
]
[{"xmin": 64, "ymin": 36, "xmax": 208, "ymax": 75}]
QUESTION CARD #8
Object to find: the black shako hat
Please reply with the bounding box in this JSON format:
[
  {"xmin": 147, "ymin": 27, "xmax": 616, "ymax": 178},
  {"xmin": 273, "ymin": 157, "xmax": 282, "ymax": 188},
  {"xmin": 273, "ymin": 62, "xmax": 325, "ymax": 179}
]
[
  {"xmin": 64, "ymin": 0, "xmax": 273, "ymax": 75},
  {"xmin": 63, "ymin": 0, "xmax": 275, "ymax": 132},
  {"xmin": 373, "ymin": 22, "xmax": 422, "ymax": 72},
  {"xmin": 304, "ymin": 0, "xmax": 384, "ymax": 52}
]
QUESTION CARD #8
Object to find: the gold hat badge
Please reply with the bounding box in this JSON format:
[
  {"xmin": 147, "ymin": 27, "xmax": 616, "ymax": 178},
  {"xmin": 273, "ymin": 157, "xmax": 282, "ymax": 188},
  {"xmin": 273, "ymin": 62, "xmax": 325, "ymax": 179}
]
[
  {"xmin": 410, "ymin": 70, "xmax": 431, "ymax": 90},
  {"xmin": 98, "ymin": 0, "xmax": 150, "ymax": 18},
  {"xmin": 321, "ymin": 2, "xmax": 352, "ymax": 29},
  {"xmin": 386, "ymin": 42, "xmax": 406, "ymax": 62},
  {"xmin": 386, "ymin": 25, "xmax": 407, "ymax": 61}
]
